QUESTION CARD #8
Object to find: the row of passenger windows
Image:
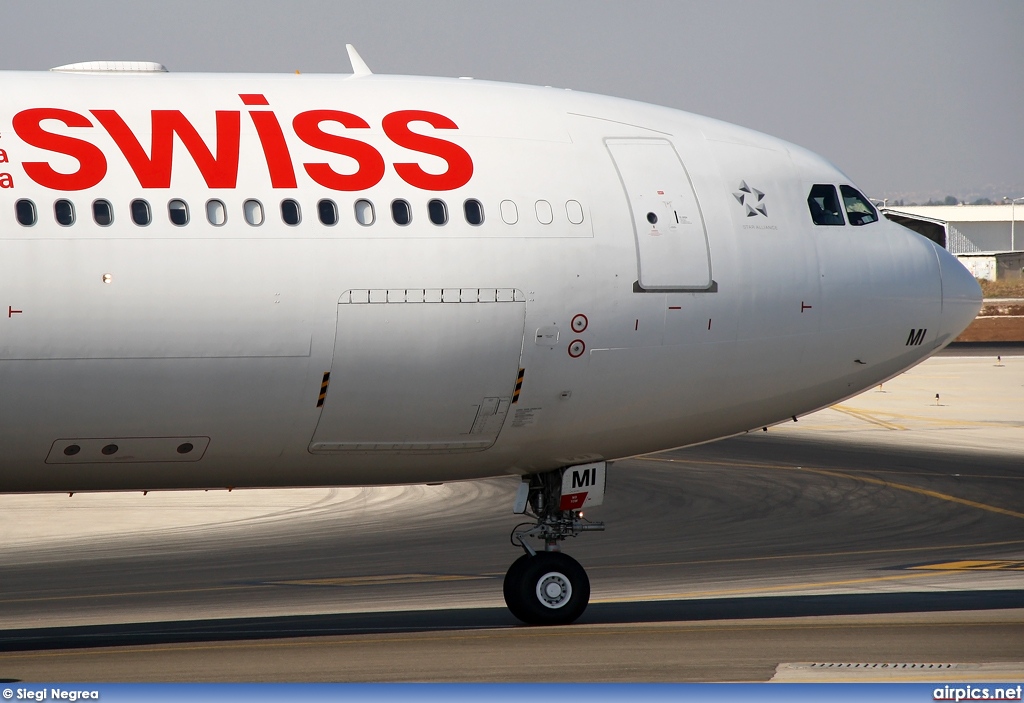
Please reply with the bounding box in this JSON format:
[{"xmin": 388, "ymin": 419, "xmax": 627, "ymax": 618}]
[
  {"xmin": 14, "ymin": 197, "xmax": 489, "ymax": 229},
  {"xmin": 807, "ymin": 184, "xmax": 878, "ymax": 227},
  {"xmin": 13, "ymin": 196, "xmax": 588, "ymax": 230},
  {"xmin": 16, "ymin": 190, "xmax": 882, "ymax": 231}
]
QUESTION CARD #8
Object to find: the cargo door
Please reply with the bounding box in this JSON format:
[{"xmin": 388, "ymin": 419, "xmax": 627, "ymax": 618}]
[
  {"xmin": 309, "ymin": 288, "xmax": 526, "ymax": 453},
  {"xmin": 607, "ymin": 138, "xmax": 712, "ymax": 290}
]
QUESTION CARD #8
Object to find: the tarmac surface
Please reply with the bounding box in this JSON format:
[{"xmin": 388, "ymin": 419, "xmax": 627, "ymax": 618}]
[{"xmin": 1, "ymin": 349, "xmax": 1022, "ymax": 681}]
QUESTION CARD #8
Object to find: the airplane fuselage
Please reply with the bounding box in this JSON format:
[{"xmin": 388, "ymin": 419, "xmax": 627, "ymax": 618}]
[{"xmin": 0, "ymin": 68, "xmax": 981, "ymax": 492}]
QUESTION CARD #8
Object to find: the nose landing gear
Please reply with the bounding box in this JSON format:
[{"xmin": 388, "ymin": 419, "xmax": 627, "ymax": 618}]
[{"xmin": 504, "ymin": 463, "xmax": 606, "ymax": 625}]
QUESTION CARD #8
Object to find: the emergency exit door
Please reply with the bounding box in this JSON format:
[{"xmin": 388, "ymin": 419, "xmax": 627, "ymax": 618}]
[{"xmin": 607, "ymin": 138, "xmax": 712, "ymax": 290}]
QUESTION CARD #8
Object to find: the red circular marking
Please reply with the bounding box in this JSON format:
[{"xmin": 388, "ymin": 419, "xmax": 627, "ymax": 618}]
[
  {"xmin": 571, "ymin": 313, "xmax": 588, "ymax": 333},
  {"xmin": 568, "ymin": 339, "xmax": 586, "ymax": 358}
]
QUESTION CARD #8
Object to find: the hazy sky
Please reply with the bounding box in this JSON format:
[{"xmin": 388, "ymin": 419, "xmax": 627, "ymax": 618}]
[{"xmin": 1, "ymin": 0, "xmax": 1020, "ymax": 203}]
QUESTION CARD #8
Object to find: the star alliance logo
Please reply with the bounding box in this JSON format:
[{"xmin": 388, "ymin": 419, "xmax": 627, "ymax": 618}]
[{"xmin": 733, "ymin": 181, "xmax": 768, "ymax": 217}]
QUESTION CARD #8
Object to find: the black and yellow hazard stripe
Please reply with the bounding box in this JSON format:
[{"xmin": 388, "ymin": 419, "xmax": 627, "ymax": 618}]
[
  {"xmin": 512, "ymin": 368, "xmax": 525, "ymax": 404},
  {"xmin": 316, "ymin": 372, "xmax": 331, "ymax": 407}
]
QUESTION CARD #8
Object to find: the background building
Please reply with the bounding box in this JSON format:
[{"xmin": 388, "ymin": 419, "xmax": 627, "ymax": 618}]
[
  {"xmin": 881, "ymin": 204, "xmax": 1021, "ymax": 254},
  {"xmin": 881, "ymin": 205, "xmax": 1024, "ymax": 281}
]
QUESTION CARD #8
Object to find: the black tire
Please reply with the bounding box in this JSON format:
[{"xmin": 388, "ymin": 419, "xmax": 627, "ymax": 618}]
[
  {"xmin": 502, "ymin": 552, "xmax": 590, "ymax": 625},
  {"xmin": 502, "ymin": 553, "xmax": 532, "ymax": 622}
]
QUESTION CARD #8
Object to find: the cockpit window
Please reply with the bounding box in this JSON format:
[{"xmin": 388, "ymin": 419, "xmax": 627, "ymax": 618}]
[
  {"xmin": 840, "ymin": 185, "xmax": 878, "ymax": 226},
  {"xmin": 807, "ymin": 185, "xmax": 844, "ymax": 226}
]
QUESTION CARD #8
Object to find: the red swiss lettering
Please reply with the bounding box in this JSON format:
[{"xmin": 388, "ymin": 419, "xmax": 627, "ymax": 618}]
[
  {"xmin": 91, "ymin": 110, "xmax": 240, "ymax": 188},
  {"xmin": 242, "ymin": 95, "xmax": 296, "ymax": 188},
  {"xmin": 382, "ymin": 110, "xmax": 473, "ymax": 191},
  {"xmin": 12, "ymin": 108, "xmax": 107, "ymax": 191},
  {"xmin": 293, "ymin": 110, "xmax": 385, "ymax": 191},
  {"xmin": 239, "ymin": 94, "xmax": 270, "ymax": 106}
]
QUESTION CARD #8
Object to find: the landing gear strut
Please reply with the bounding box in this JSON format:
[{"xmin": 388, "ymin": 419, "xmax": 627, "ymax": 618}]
[{"xmin": 504, "ymin": 463, "xmax": 606, "ymax": 625}]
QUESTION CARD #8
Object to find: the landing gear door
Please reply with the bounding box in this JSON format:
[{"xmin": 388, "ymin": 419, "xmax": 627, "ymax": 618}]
[
  {"xmin": 607, "ymin": 138, "xmax": 712, "ymax": 290},
  {"xmin": 559, "ymin": 461, "xmax": 606, "ymax": 510},
  {"xmin": 309, "ymin": 288, "xmax": 527, "ymax": 454}
]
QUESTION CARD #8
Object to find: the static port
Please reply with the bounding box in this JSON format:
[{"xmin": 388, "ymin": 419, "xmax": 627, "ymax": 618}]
[
  {"xmin": 177, "ymin": 442, "xmax": 194, "ymax": 455},
  {"xmin": 101, "ymin": 444, "xmax": 118, "ymax": 455},
  {"xmin": 63, "ymin": 444, "xmax": 80, "ymax": 456},
  {"xmin": 646, "ymin": 212, "xmax": 658, "ymax": 224}
]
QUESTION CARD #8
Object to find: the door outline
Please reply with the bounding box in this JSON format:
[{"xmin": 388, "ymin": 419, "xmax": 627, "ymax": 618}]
[
  {"xmin": 606, "ymin": 138, "xmax": 715, "ymax": 292},
  {"xmin": 309, "ymin": 288, "xmax": 527, "ymax": 454}
]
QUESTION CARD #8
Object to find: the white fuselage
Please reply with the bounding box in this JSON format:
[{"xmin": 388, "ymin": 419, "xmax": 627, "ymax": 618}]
[{"xmin": 0, "ymin": 69, "xmax": 981, "ymax": 492}]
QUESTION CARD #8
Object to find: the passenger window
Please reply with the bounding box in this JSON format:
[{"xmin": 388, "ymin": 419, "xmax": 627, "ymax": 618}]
[
  {"xmin": 281, "ymin": 199, "xmax": 301, "ymax": 226},
  {"xmin": 168, "ymin": 199, "xmax": 189, "ymax": 226},
  {"xmin": 206, "ymin": 199, "xmax": 226, "ymax": 226},
  {"xmin": 535, "ymin": 200, "xmax": 553, "ymax": 225},
  {"xmin": 355, "ymin": 199, "xmax": 375, "ymax": 226},
  {"xmin": 428, "ymin": 199, "xmax": 448, "ymax": 225},
  {"xmin": 54, "ymin": 199, "xmax": 75, "ymax": 226},
  {"xmin": 840, "ymin": 185, "xmax": 878, "ymax": 226},
  {"xmin": 244, "ymin": 199, "xmax": 264, "ymax": 226},
  {"xmin": 15, "ymin": 199, "xmax": 36, "ymax": 226},
  {"xmin": 92, "ymin": 199, "xmax": 113, "ymax": 226},
  {"xmin": 391, "ymin": 199, "xmax": 411, "ymax": 226},
  {"xmin": 500, "ymin": 200, "xmax": 518, "ymax": 225},
  {"xmin": 464, "ymin": 199, "xmax": 484, "ymax": 226},
  {"xmin": 318, "ymin": 199, "xmax": 338, "ymax": 226},
  {"xmin": 565, "ymin": 200, "xmax": 584, "ymax": 225},
  {"xmin": 807, "ymin": 185, "xmax": 844, "ymax": 226},
  {"xmin": 131, "ymin": 199, "xmax": 152, "ymax": 226}
]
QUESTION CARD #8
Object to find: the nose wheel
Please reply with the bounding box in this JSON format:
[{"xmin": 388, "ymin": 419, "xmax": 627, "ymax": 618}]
[
  {"xmin": 503, "ymin": 552, "xmax": 590, "ymax": 625},
  {"xmin": 504, "ymin": 465, "xmax": 605, "ymax": 625}
]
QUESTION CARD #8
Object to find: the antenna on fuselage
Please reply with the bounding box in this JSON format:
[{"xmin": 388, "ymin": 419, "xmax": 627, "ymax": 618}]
[{"xmin": 346, "ymin": 44, "xmax": 373, "ymax": 76}]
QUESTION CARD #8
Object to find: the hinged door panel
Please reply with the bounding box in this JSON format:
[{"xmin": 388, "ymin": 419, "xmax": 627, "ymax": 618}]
[
  {"xmin": 310, "ymin": 288, "xmax": 526, "ymax": 453},
  {"xmin": 607, "ymin": 138, "xmax": 712, "ymax": 290}
]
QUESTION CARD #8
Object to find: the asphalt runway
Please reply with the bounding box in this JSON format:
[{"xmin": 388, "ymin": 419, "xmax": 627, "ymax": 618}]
[{"xmin": 1, "ymin": 351, "xmax": 1023, "ymax": 681}]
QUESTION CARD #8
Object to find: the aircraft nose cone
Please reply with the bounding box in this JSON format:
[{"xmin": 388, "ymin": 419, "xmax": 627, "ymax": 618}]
[{"xmin": 933, "ymin": 243, "xmax": 983, "ymax": 343}]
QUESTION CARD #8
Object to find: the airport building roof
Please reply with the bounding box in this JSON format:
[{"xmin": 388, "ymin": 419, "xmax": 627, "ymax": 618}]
[
  {"xmin": 884, "ymin": 204, "xmax": 1018, "ymax": 223},
  {"xmin": 881, "ymin": 204, "xmax": 1022, "ymax": 255}
]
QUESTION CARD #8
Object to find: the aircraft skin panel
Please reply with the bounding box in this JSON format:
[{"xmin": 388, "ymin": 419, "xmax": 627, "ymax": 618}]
[
  {"xmin": 0, "ymin": 238, "xmax": 316, "ymax": 360},
  {"xmin": 310, "ymin": 291, "xmax": 527, "ymax": 453},
  {"xmin": 0, "ymin": 71, "xmax": 980, "ymax": 492}
]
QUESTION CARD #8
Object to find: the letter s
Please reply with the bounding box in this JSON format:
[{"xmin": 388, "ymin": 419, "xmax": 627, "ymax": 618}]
[
  {"xmin": 13, "ymin": 109, "xmax": 107, "ymax": 190},
  {"xmin": 382, "ymin": 110, "xmax": 472, "ymax": 191},
  {"xmin": 293, "ymin": 110, "xmax": 384, "ymax": 191}
]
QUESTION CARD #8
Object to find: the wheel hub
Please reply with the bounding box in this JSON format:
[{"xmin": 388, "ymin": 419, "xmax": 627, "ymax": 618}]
[{"xmin": 536, "ymin": 571, "xmax": 572, "ymax": 609}]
